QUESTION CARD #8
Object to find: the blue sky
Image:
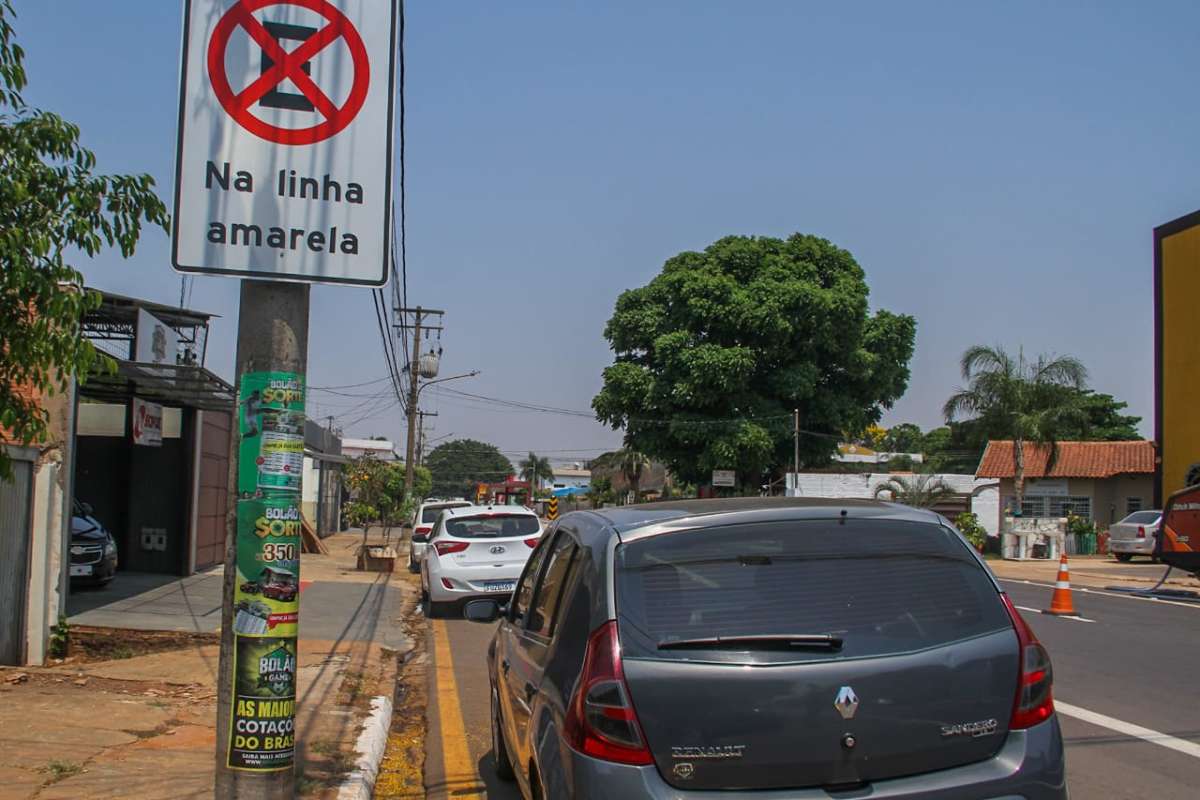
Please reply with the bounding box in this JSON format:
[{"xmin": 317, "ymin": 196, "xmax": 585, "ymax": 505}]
[{"xmin": 16, "ymin": 1, "xmax": 1198, "ymax": 460}]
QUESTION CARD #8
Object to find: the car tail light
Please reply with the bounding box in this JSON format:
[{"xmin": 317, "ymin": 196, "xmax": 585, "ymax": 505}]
[
  {"xmin": 433, "ymin": 541, "xmax": 469, "ymax": 556},
  {"xmin": 1137, "ymin": 526, "xmax": 1146, "ymax": 539},
  {"xmin": 524, "ymin": 537, "xmax": 540, "ymax": 548},
  {"xmin": 1000, "ymin": 593, "xmax": 1054, "ymax": 729},
  {"xmin": 413, "ymin": 526, "xmax": 432, "ymax": 542},
  {"xmin": 441, "ymin": 578, "xmax": 455, "ymax": 590},
  {"xmin": 564, "ymin": 621, "xmax": 653, "ymax": 766}
]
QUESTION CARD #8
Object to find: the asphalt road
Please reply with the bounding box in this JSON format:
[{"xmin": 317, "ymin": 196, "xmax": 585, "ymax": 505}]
[{"xmin": 421, "ymin": 582, "xmax": 1200, "ymax": 799}]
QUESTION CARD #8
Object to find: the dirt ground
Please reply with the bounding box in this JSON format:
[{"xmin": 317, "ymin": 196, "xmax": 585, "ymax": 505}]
[{"xmin": 372, "ymin": 569, "xmax": 429, "ymax": 799}]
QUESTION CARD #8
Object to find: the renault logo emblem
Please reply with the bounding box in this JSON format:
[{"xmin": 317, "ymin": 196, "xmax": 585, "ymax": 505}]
[
  {"xmin": 489, "ymin": 545, "xmax": 506, "ymax": 554},
  {"xmin": 834, "ymin": 686, "xmax": 859, "ymax": 720}
]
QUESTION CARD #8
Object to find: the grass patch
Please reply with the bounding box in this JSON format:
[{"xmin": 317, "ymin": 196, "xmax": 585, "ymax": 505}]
[{"xmin": 42, "ymin": 760, "xmax": 83, "ymax": 782}]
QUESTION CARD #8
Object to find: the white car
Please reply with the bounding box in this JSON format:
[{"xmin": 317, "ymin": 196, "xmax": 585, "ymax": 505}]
[
  {"xmin": 1109, "ymin": 510, "xmax": 1162, "ymax": 561},
  {"xmin": 420, "ymin": 505, "xmax": 543, "ymax": 616},
  {"xmin": 408, "ymin": 498, "xmax": 471, "ymax": 572}
]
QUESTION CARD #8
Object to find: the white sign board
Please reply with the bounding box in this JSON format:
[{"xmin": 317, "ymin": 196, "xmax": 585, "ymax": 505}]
[
  {"xmin": 172, "ymin": 0, "xmax": 398, "ymax": 286},
  {"xmin": 135, "ymin": 308, "xmax": 180, "ymax": 365},
  {"xmin": 132, "ymin": 397, "xmax": 164, "ymax": 447},
  {"xmin": 1026, "ymin": 479, "xmax": 1069, "ymax": 497},
  {"xmin": 712, "ymin": 470, "xmax": 736, "ymax": 487}
]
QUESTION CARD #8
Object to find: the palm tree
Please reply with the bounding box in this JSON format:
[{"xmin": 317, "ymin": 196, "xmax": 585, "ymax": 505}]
[
  {"xmin": 943, "ymin": 345, "xmax": 1088, "ymax": 512},
  {"xmin": 618, "ymin": 448, "xmax": 651, "ymax": 503},
  {"xmin": 519, "ymin": 452, "xmax": 554, "ymax": 498},
  {"xmin": 873, "ymin": 474, "xmax": 956, "ymax": 508}
]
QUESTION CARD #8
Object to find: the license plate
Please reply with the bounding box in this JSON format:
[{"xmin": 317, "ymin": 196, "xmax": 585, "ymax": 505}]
[
  {"xmin": 483, "ymin": 581, "xmax": 515, "ymax": 593},
  {"xmin": 70, "ymin": 565, "xmax": 93, "ymax": 577}
]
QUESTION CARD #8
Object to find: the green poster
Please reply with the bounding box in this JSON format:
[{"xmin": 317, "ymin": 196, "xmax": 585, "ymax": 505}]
[
  {"xmin": 238, "ymin": 371, "xmax": 306, "ymax": 497},
  {"xmin": 227, "ymin": 636, "xmax": 297, "ymax": 771},
  {"xmin": 232, "ymin": 497, "xmax": 301, "ymax": 638},
  {"xmin": 229, "ymin": 370, "xmax": 305, "ymax": 772}
]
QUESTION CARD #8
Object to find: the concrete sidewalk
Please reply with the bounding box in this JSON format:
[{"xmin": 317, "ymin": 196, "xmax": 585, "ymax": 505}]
[
  {"xmin": 988, "ymin": 554, "xmax": 1200, "ymax": 591},
  {"xmin": 0, "ymin": 531, "xmax": 415, "ymax": 800}
]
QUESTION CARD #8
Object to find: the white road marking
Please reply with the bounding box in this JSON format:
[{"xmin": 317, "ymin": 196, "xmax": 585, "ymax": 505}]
[
  {"xmin": 1000, "ymin": 578, "xmax": 1200, "ymax": 611},
  {"xmin": 1012, "ymin": 604, "xmax": 1095, "ymax": 623},
  {"xmin": 1056, "ymin": 701, "xmax": 1200, "ymax": 760}
]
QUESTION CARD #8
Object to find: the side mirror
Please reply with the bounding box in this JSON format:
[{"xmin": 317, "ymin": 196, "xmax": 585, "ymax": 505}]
[
  {"xmin": 81, "ymin": 502, "xmax": 94, "ymax": 517},
  {"xmin": 463, "ymin": 599, "xmax": 503, "ymax": 623}
]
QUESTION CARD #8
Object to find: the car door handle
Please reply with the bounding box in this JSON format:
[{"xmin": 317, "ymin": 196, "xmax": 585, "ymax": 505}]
[{"xmin": 501, "ymin": 659, "xmax": 510, "ymax": 674}]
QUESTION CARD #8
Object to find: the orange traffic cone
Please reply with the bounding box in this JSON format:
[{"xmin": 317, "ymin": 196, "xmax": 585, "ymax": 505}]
[{"xmin": 1043, "ymin": 553, "xmax": 1079, "ymax": 616}]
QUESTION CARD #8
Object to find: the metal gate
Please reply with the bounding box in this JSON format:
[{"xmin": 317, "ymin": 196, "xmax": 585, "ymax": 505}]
[{"xmin": 0, "ymin": 458, "xmax": 33, "ymax": 665}]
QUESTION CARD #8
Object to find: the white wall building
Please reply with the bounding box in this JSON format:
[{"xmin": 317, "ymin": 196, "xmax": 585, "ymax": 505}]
[{"xmin": 785, "ymin": 472, "xmax": 1001, "ymax": 536}]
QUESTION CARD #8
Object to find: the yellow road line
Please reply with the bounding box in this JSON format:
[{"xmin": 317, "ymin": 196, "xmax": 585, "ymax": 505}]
[{"xmin": 433, "ymin": 619, "xmax": 486, "ymax": 798}]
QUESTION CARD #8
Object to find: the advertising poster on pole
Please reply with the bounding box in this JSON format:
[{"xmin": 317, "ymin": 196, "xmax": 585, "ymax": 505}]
[
  {"xmin": 227, "ymin": 636, "xmax": 298, "ymax": 770},
  {"xmin": 238, "ymin": 371, "xmax": 306, "ymax": 497},
  {"xmin": 228, "ymin": 369, "xmax": 306, "ymax": 770}
]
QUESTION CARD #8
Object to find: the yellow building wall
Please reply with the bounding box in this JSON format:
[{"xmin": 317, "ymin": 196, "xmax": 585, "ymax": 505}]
[{"xmin": 1160, "ymin": 223, "xmax": 1200, "ymax": 501}]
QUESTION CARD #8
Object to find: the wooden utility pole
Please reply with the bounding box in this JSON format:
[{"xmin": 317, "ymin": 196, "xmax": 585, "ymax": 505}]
[{"xmin": 215, "ymin": 280, "xmax": 309, "ymax": 798}]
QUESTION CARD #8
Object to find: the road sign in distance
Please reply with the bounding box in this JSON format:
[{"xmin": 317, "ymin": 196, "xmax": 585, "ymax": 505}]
[{"xmin": 172, "ymin": 0, "xmax": 398, "ymax": 286}]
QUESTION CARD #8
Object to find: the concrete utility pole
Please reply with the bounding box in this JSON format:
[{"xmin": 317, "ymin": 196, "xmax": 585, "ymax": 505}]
[
  {"xmin": 215, "ymin": 280, "xmax": 309, "ymax": 799},
  {"xmin": 395, "ymin": 306, "xmax": 444, "ymax": 502}
]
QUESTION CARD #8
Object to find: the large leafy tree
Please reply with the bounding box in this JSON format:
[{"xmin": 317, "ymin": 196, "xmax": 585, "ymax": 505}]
[
  {"xmin": 1058, "ymin": 390, "xmax": 1142, "ymax": 441},
  {"xmin": 593, "ymin": 234, "xmax": 916, "ymax": 487},
  {"xmin": 943, "ymin": 345, "xmax": 1088, "ymax": 508},
  {"xmin": 0, "ymin": 2, "xmax": 168, "ymax": 479},
  {"xmin": 425, "ymin": 438, "xmax": 514, "ymax": 498},
  {"xmin": 920, "ymin": 422, "xmax": 989, "ymax": 474},
  {"xmin": 882, "ymin": 423, "xmax": 924, "ymax": 454}
]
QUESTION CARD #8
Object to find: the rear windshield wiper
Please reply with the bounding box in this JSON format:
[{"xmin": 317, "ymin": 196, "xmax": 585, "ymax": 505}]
[{"xmin": 657, "ymin": 634, "xmax": 843, "ymax": 651}]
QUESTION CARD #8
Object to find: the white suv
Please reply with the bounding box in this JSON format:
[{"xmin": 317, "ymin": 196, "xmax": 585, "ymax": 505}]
[
  {"xmin": 408, "ymin": 498, "xmax": 471, "ymax": 572},
  {"xmin": 419, "ymin": 505, "xmax": 543, "ymax": 616}
]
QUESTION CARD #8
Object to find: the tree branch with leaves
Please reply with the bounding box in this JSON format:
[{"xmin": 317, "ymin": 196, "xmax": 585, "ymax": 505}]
[{"xmin": 0, "ymin": 1, "xmax": 169, "ymax": 479}]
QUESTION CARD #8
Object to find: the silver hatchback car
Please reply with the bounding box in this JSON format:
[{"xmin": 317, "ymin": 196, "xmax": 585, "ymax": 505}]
[{"xmin": 464, "ymin": 498, "xmax": 1067, "ymax": 800}]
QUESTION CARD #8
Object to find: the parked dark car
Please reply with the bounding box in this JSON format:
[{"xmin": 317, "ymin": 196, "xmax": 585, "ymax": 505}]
[
  {"xmin": 70, "ymin": 500, "xmax": 118, "ymax": 585},
  {"xmin": 465, "ymin": 497, "xmax": 1067, "ymax": 800}
]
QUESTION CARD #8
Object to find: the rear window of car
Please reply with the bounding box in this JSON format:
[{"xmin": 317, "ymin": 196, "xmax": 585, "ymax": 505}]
[
  {"xmin": 615, "ymin": 519, "xmax": 1010, "ymax": 664},
  {"xmin": 422, "ymin": 502, "xmax": 470, "ymax": 523},
  {"xmin": 445, "ymin": 514, "xmax": 540, "ymax": 539},
  {"xmin": 1120, "ymin": 511, "xmax": 1160, "ymax": 525}
]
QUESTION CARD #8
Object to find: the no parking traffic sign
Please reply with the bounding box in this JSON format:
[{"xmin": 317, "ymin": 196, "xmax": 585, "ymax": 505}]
[{"xmin": 172, "ymin": 0, "xmax": 397, "ymax": 286}]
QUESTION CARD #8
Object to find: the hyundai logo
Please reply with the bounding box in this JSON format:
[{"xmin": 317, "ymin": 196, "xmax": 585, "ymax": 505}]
[
  {"xmin": 489, "ymin": 545, "xmax": 506, "ymax": 554},
  {"xmin": 834, "ymin": 686, "xmax": 859, "ymax": 720}
]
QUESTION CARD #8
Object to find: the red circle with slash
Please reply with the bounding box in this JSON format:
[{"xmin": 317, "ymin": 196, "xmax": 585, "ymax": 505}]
[{"xmin": 208, "ymin": 0, "xmax": 370, "ymax": 145}]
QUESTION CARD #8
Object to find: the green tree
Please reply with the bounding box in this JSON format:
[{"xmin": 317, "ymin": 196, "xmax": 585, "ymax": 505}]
[
  {"xmin": 425, "ymin": 438, "xmax": 513, "ymax": 498},
  {"xmin": 0, "ymin": 2, "xmax": 168, "ymax": 479},
  {"xmin": 593, "ymin": 234, "xmax": 916, "ymax": 487},
  {"xmin": 588, "ymin": 475, "xmax": 614, "ymax": 508},
  {"xmin": 1057, "ymin": 390, "xmax": 1142, "ymax": 441},
  {"xmin": 343, "ymin": 457, "xmax": 428, "ymax": 543},
  {"xmin": 873, "ymin": 474, "xmax": 955, "ymax": 508},
  {"xmin": 943, "ymin": 345, "xmax": 1088, "ymax": 510},
  {"xmin": 954, "ymin": 511, "xmax": 987, "ymax": 551},
  {"xmin": 519, "ymin": 452, "xmax": 554, "ymax": 496},
  {"xmin": 882, "ymin": 422, "xmax": 924, "ymax": 453},
  {"xmin": 921, "ymin": 421, "xmax": 989, "ymax": 474}
]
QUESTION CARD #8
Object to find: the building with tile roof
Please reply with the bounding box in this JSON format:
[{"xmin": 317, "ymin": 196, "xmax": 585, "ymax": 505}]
[{"xmin": 976, "ymin": 440, "xmax": 1156, "ymax": 529}]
